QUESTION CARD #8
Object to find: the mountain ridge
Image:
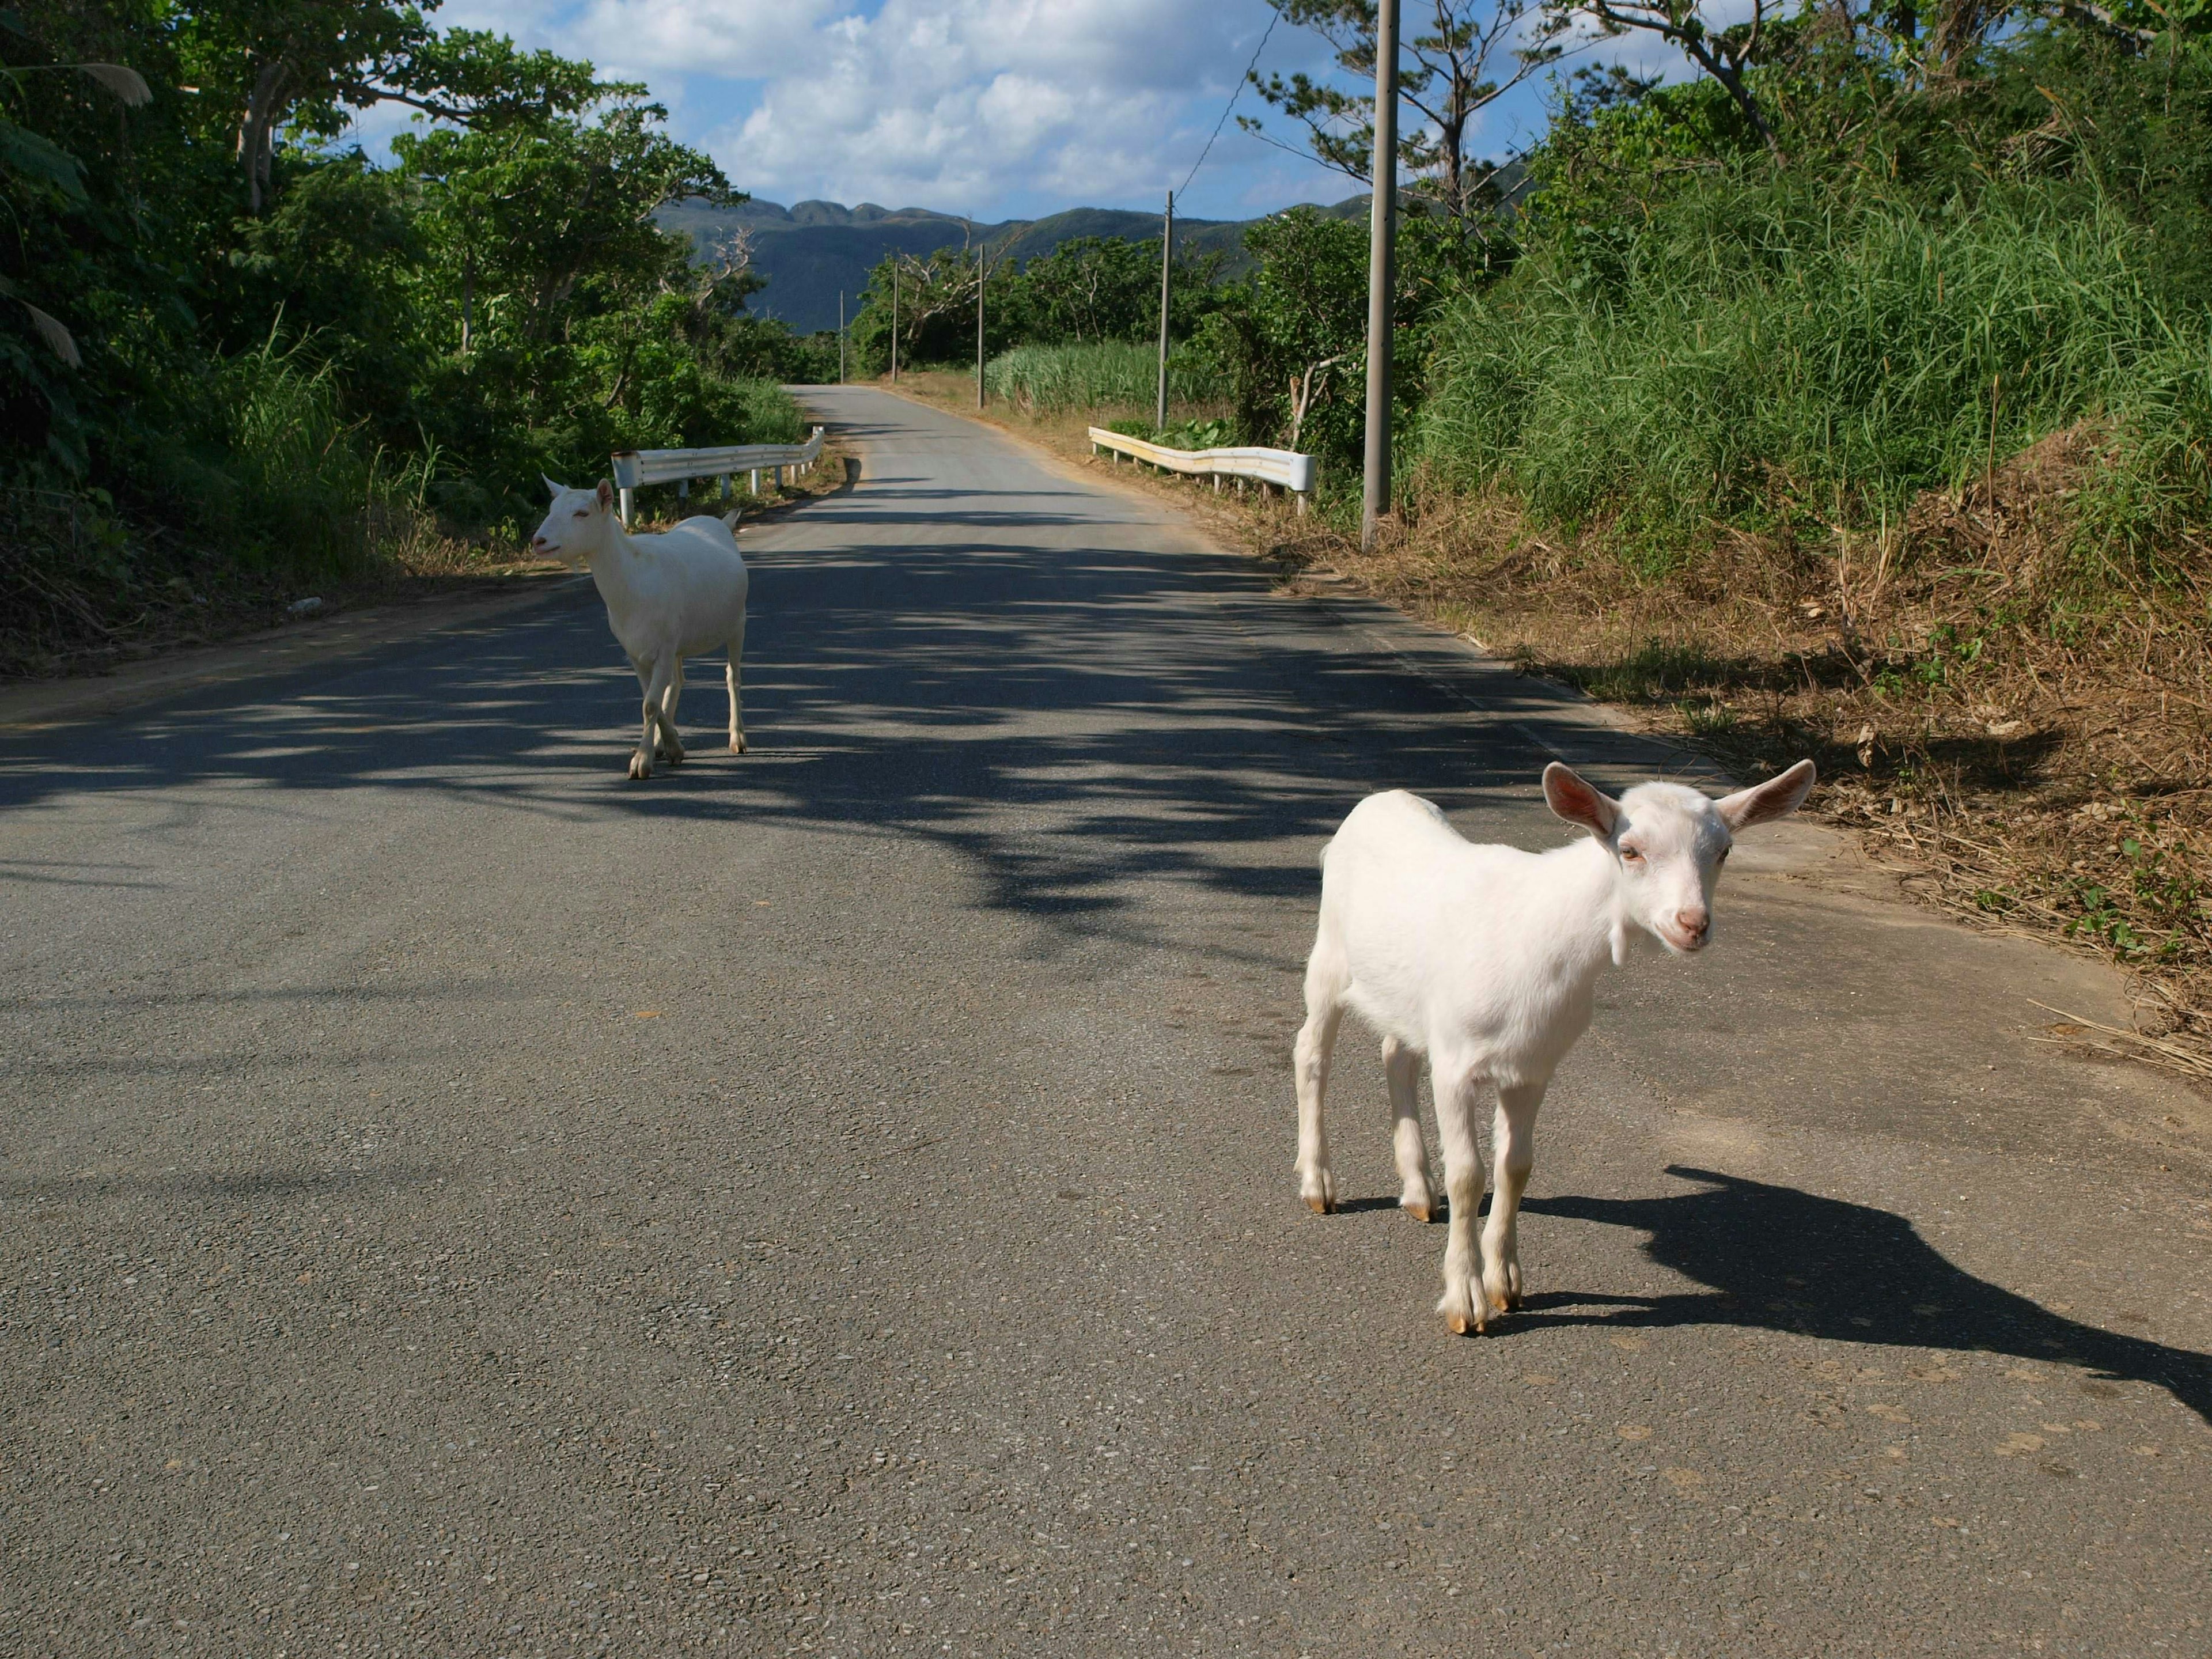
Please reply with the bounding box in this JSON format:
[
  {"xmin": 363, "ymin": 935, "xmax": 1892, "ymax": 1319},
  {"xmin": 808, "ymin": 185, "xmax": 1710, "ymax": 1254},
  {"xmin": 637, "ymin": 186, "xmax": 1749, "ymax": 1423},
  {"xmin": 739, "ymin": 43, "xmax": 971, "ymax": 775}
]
[{"xmin": 657, "ymin": 195, "xmax": 1371, "ymax": 334}]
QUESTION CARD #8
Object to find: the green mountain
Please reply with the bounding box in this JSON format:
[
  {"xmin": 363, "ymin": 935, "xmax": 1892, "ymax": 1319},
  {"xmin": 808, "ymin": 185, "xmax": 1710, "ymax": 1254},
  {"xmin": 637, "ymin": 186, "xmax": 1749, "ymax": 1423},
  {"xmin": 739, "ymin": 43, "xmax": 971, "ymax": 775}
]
[{"xmin": 657, "ymin": 195, "xmax": 1370, "ymax": 334}]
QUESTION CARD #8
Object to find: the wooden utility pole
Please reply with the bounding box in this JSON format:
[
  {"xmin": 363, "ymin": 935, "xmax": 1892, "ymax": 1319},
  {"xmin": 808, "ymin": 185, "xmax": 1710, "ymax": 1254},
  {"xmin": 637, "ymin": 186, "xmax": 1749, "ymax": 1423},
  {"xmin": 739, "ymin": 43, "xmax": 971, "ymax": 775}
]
[
  {"xmin": 976, "ymin": 242, "xmax": 986, "ymax": 410},
  {"xmin": 1361, "ymin": 0, "xmax": 1402, "ymax": 551},
  {"xmin": 1156, "ymin": 190, "xmax": 1173, "ymax": 433},
  {"xmin": 838, "ymin": 290, "xmax": 846, "ymax": 383},
  {"xmin": 891, "ymin": 261, "xmax": 900, "ymax": 382}
]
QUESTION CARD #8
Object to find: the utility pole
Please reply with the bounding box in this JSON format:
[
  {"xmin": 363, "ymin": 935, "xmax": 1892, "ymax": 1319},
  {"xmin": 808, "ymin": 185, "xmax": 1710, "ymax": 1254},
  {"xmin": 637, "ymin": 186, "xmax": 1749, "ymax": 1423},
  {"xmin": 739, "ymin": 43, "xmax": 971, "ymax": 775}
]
[
  {"xmin": 1156, "ymin": 190, "xmax": 1173, "ymax": 434},
  {"xmin": 838, "ymin": 290, "xmax": 846, "ymax": 384},
  {"xmin": 891, "ymin": 261, "xmax": 900, "ymax": 383},
  {"xmin": 975, "ymin": 242, "xmax": 986, "ymax": 410},
  {"xmin": 1361, "ymin": 0, "xmax": 1402, "ymax": 551}
]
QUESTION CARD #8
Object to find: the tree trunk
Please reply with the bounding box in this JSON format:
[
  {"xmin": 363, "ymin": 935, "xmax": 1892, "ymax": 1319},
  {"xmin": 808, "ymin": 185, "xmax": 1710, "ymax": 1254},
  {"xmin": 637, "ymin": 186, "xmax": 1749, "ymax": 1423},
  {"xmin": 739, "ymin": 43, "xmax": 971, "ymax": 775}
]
[{"xmin": 236, "ymin": 59, "xmax": 290, "ymax": 214}]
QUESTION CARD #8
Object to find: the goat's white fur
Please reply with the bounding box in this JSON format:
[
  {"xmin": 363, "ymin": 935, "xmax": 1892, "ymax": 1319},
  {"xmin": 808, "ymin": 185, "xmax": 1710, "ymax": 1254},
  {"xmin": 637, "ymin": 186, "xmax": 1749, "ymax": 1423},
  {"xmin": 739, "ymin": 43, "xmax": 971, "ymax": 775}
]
[
  {"xmin": 1293, "ymin": 759, "xmax": 1816, "ymax": 1333},
  {"xmin": 530, "ymin": 478, "xmax": 750, "ymax": 779}
]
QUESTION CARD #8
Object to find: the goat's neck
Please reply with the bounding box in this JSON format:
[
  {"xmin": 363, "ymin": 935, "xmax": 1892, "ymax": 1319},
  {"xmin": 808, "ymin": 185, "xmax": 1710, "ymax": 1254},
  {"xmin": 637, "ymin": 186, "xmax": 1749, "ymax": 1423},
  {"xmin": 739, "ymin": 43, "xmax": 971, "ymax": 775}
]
[
  {"xmin": 583, "ymin": 523, "xmax": 650, "ymax": 616},
  {"xmin": 1555, "ymin": 835, "xmax": 1634, "ymax": 978}
]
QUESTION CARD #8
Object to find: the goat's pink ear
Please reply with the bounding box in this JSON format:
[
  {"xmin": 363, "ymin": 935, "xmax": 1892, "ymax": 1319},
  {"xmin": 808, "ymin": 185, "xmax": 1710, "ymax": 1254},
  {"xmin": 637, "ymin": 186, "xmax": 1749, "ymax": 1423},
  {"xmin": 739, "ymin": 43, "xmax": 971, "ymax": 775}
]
[
  {"xmin": 1543, "ymin": 762, "xmax": 1619, "ymax": 838},
  {"xmin": 1717, "ymin": 759, "xmax": 1816, "ymax": 830},
  {"xmin": 595, "ymin": 479, "xmax": 615, "ymax": 510}
]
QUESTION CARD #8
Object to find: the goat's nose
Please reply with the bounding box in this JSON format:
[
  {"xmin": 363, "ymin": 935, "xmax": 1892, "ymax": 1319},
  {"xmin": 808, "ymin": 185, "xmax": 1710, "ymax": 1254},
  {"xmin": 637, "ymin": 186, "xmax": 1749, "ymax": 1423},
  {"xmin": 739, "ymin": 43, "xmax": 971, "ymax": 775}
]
[{"xmin": 1675, "ymin": 908, "xmax": 1709, "ymax": 940}]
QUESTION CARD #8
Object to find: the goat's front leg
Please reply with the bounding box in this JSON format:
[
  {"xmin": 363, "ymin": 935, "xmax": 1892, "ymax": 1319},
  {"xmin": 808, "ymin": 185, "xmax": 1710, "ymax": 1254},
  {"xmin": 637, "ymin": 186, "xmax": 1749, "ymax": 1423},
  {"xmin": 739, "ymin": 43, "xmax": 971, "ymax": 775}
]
[
  {"xmin": 656, "ymin": 659, "xmax": 687, "ymax": 765},
  {"xmin": 1482, "ymin": 1080, "xmax": 1546, "ymax": 1314},
  {"xmin": 1432, "ymin": 1058, "xmax": 1491, "ymax": 1334},
  {"xmin": 1382, "ymin": 1035, "xmax": 1436, "ymax": 1222},
  {"xmin": 630, "ymin": 656, "xmax": 676, "ymax": 780}
]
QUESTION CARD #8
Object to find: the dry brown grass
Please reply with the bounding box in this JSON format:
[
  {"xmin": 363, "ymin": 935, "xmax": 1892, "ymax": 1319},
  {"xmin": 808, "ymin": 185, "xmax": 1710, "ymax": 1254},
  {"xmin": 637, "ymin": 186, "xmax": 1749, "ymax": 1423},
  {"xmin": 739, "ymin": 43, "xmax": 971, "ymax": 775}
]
[
  {"xmin": 874, "ymin": 377, "xmax": 2212, "ymax": 1071},
  {"xmin": 1288, "ymin": 441, "xmax": 2212, "ymax": 1075}
]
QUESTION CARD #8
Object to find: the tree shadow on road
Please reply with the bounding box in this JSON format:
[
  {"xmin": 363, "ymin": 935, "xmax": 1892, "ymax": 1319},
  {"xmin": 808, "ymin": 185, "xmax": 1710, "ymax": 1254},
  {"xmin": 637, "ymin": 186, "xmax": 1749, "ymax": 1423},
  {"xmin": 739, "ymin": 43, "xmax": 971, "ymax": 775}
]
[
  {"xmin": 1513, "ymin": 1166, "xmax": 2212, "ymax": 1426},
  {"xmin": 0, "ymin": 472, "xmax": 1649, "ymax": 956}
]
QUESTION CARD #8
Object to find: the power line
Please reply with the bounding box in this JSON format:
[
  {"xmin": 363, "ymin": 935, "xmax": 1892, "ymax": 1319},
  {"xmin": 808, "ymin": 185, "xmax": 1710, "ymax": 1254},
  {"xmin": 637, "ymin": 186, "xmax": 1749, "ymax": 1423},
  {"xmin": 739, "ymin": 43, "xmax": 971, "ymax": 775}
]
[{"xmin": 1177, "ymin": 10, "xmax": 1279, "ymax": 202}]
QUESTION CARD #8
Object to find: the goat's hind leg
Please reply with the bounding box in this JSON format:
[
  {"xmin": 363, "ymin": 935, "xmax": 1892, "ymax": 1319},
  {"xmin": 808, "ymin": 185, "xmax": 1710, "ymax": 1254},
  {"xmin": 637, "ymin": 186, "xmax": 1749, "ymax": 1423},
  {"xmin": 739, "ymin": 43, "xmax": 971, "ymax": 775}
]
[
  {"xmin": 1432, "ymin": 1056, "xmax": 1492, "ymax": 1334},
  {"xmin": 1292, "ymin": 945, "xmax": 1348, "ymax": 1215},
  {"xmin": 1382, "ymin": 1036, "xmax": 1437, "ymax": 1223},
  {"xmin": 725, "ymin": 614, "xmax": 747, "ymax": 754},
  {"xmin": 1482, "ymin": 1080, "xmax": 1546, "ymax": 1313},
  {"xmin": 630, "ymin": 657, "xmax": 676, "ymax": 780},
  {"xmin": 656, "ymin": 660, "xmax": 687, "ymax": 765}
]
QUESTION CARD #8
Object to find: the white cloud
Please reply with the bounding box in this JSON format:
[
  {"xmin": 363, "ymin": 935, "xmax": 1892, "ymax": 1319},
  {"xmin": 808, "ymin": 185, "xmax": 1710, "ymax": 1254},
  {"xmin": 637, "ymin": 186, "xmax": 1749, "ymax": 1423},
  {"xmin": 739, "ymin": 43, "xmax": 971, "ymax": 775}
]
[
  {"xmin": 716, "ymin": 0, "xmax": 1290, "ymax": 211},
  {"xmin": 426, "ymin": 0, "xmax": 1671, "ymax": 218},
  {"xmin": 438, "ymin": 0, "xmax": 1347, "ymax": 215},
  {"xmin": 562, "ymin": 0, "xmax": 847, "ymax": 78}
]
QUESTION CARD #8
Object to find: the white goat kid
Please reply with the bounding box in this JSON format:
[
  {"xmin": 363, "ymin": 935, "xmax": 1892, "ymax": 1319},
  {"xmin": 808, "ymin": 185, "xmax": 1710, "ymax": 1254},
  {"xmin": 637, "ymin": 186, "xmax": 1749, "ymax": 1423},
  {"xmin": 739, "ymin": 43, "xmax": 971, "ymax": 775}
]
[
  {"xmin": 1293, "ymin": 759, "xmax": 1816, "ymax": 1334},
  {"xmin": 531, "ymin": 479, "xmax": 749, "ymax": 779}
]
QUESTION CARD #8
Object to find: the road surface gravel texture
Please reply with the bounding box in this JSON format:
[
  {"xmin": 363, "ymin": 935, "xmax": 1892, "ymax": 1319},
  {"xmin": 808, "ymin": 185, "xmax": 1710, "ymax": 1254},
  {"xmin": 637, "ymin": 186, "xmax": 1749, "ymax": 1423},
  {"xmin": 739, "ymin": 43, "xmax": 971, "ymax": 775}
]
[{"xmin": 2, "ymin": 385, "xmax": 2208, "ymax": 1659}]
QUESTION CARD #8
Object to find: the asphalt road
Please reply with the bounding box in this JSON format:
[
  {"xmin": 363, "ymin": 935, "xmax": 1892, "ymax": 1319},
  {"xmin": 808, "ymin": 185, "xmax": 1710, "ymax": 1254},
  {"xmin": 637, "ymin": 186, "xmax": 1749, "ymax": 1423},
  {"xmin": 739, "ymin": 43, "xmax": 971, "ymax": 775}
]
[{"xmin": 3, "ymin": 385, "xmax": 2209, "ymax": 1658}]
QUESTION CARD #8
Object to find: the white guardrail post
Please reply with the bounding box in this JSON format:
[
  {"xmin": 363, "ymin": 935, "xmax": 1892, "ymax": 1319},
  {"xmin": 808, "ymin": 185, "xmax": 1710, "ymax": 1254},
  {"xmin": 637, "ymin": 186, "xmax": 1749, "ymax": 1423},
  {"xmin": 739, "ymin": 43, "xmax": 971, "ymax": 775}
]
[
  {"xmin": 609, "ymin": 427, "xmax": 827, "ymax": 527},
  {"xmin": 1084, "ymin": 427, "xmax": 1316, "ymax": 514}
]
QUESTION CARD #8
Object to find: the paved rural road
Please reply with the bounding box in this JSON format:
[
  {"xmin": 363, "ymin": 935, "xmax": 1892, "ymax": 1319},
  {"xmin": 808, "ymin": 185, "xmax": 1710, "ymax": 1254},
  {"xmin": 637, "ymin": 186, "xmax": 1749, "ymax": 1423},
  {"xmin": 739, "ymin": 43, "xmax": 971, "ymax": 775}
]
[{"xmin": 4, "ymin": 385, "xmax": 2209, "ymax": 1659}]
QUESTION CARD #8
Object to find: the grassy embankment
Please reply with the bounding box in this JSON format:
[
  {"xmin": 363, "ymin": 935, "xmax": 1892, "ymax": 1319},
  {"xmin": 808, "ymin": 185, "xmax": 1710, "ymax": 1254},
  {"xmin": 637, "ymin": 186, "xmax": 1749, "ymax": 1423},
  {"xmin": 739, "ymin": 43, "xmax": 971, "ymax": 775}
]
[
  {"xmin": 903, "ymin": 297, "xmax": 2212, "ymax": 1075},
  {"xmin": 4, "ymin": 365, "xmax": 814, "ymax": 679},
  {"xmin": 1397, "ymin": 180, "xmax": 2212, "ymax": 1074}
]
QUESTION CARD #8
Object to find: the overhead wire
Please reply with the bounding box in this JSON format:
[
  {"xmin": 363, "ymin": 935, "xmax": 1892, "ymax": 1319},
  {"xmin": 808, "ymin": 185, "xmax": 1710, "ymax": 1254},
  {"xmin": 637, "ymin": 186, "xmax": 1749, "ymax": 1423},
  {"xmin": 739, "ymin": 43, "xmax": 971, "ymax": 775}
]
[{"xmin": 1177, "ymin": 10, "xmax": 1280, "ymax": 201}]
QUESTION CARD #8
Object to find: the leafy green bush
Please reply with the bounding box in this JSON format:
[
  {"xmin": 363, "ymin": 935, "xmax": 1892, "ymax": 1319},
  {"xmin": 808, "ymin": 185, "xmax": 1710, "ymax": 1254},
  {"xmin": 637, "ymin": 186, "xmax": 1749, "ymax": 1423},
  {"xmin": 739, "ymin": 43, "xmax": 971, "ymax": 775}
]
[{"xmin": 1421, "ymin": 175, "xmax": 2212, "ymax": 567}]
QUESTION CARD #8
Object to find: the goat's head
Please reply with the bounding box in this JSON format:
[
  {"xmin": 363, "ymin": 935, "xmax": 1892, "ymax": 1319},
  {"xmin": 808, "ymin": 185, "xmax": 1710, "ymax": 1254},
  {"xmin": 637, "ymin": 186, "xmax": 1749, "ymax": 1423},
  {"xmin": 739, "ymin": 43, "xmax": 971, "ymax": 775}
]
[
  {"xmin": 1544, "ymin": 760, "xmax": 1816, "ymax": 956},
  {"xmin": 529, "ymin": 477, "xmax": 618, "ymax": 569}
]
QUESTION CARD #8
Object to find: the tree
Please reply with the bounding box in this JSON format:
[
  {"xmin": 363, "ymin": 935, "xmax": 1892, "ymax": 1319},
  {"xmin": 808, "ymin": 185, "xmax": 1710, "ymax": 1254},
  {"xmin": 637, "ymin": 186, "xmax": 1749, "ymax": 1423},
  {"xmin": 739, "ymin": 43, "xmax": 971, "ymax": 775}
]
[
  {"xmin": 394, "ymin": 94, "xmax": 732, "ymax": 349},
  {"xmin": 1543, "ymin": 0, "xmax": 1783, "ymax": 153},
  {"xmin": 1014, "ymin": 236, "xmax": 1169, "ymax": 343},
  {"xmin": 1243, "ymin": 0, "xmax": 1565, "ymax": 228},
  {"xmin": 172, "ymin": 2, "xmax": 603, "ymax": 211}
]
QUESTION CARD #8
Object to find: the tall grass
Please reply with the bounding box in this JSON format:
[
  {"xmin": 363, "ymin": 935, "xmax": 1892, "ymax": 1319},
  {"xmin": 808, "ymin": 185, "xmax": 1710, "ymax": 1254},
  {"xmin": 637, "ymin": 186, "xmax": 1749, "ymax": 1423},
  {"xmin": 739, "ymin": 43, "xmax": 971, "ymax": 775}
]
[
  {"xmin": 724, "ymin": 377, "xmax": 806, "ymax": 446},
  {"xmin": 983, "ymin": 341, "xmax": 1206, "ymax": 412},
  {"xmin": 197, "ymin": 334, "xmax": 438, "ymax": 577},
  {"xmin": 1421, "ymin": 177, "xmax": 2212, "ymax": 571}
]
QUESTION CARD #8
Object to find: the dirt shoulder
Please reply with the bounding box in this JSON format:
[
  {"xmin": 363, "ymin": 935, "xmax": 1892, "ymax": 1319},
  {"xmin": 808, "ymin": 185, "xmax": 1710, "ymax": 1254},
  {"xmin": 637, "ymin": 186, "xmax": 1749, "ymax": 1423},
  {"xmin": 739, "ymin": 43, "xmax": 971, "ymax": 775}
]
[
  {"xmin": 0, "ymin": 570, "xmax": 585, "ymax": 731},
  {"xmin": 877, "ymin": 373, "xmax": 2212, "ymax": 1083}
]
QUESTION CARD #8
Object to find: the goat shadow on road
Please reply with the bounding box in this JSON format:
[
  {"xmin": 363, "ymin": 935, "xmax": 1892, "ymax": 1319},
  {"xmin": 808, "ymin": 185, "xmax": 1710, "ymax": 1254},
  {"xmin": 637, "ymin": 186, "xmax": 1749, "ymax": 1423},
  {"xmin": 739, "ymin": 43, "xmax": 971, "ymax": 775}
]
[{"xmin": 1503, "ymin": 1165, "xmax": 2212, "ymax": 1426}]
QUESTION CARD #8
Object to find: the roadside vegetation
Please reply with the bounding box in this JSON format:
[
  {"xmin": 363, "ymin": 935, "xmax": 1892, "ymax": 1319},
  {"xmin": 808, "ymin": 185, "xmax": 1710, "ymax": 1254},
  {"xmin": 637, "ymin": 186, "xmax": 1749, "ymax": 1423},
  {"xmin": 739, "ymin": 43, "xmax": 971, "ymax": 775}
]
[
  {"xmin": 865, "ymin": 1, "xmax": 2212, "ymax": 1066},
  {"xmin": 2, "ymin": 2, "xmax": 823, "ymax": 676}
]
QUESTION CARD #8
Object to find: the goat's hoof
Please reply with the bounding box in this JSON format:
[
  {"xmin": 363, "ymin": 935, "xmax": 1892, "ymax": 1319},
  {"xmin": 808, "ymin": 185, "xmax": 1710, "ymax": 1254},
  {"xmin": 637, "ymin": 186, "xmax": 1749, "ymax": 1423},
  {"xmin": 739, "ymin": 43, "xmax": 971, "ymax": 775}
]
[
  {"xmin": 730, "ymin": 736, "xmax": 747, "ymax": 755},
  {"xmin": 628, "ymin": 752, "xmax": 653, "ymax": 780},
  {"xmin": 658, "ymin": 748, "xmax": 685, "ymax": 767},
  {"xmin": 1447, "ymin": 1313, "xmax": 1473, "ymax": 1336},
  {"xmin": 1297, "ymin": 1168, "xmax": 1336, "ymax": 1214},
  {"xmin": 1402, "ymin": 1198, "xmax": 1435, "ymax": 1224}
]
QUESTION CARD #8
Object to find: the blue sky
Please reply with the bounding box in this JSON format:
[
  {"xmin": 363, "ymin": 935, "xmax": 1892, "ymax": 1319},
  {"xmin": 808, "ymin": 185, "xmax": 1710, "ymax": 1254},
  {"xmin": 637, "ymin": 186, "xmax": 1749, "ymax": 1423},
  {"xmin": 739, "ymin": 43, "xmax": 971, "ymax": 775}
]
[{"xmin": 422, "ymin": 0, "xmax": 1589, "ymax": 223}]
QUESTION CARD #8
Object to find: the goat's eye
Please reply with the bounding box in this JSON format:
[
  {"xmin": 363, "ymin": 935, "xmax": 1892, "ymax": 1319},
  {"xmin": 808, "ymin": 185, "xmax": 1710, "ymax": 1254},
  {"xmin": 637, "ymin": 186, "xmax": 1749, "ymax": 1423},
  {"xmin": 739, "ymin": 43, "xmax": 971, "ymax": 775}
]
[
  {"xmin": 1619, "ymin": 846, "xmax": 1643, "ymax": 863},
  {"xmin": 573, "ymin": 509, "xmax": 588, "ymax": 518}
]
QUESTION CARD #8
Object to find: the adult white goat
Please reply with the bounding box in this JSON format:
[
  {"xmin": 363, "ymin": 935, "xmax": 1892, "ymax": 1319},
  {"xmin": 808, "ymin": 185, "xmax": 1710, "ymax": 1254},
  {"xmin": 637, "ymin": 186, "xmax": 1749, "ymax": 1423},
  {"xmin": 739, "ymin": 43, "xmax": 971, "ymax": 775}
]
[
  {"xmin": 1293, "ymin": 759, "xmax": 1816, "ymax": 1334},
  {"xmin": 530, "ymin": 479, "xmax": 749, "ymax": 779}
]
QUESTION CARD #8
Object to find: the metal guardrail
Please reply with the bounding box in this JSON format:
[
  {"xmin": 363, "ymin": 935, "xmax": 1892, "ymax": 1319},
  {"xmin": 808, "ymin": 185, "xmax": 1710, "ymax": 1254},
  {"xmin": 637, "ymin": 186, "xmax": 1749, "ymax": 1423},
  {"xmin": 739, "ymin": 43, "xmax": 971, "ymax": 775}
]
[
  {"xmin": 1087, "ymin": 426, "xmax": 1315, "ymax": 512},
  {"xmin": 609, "ymin": 427, "xmax": 827, "ymax": 526}
]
